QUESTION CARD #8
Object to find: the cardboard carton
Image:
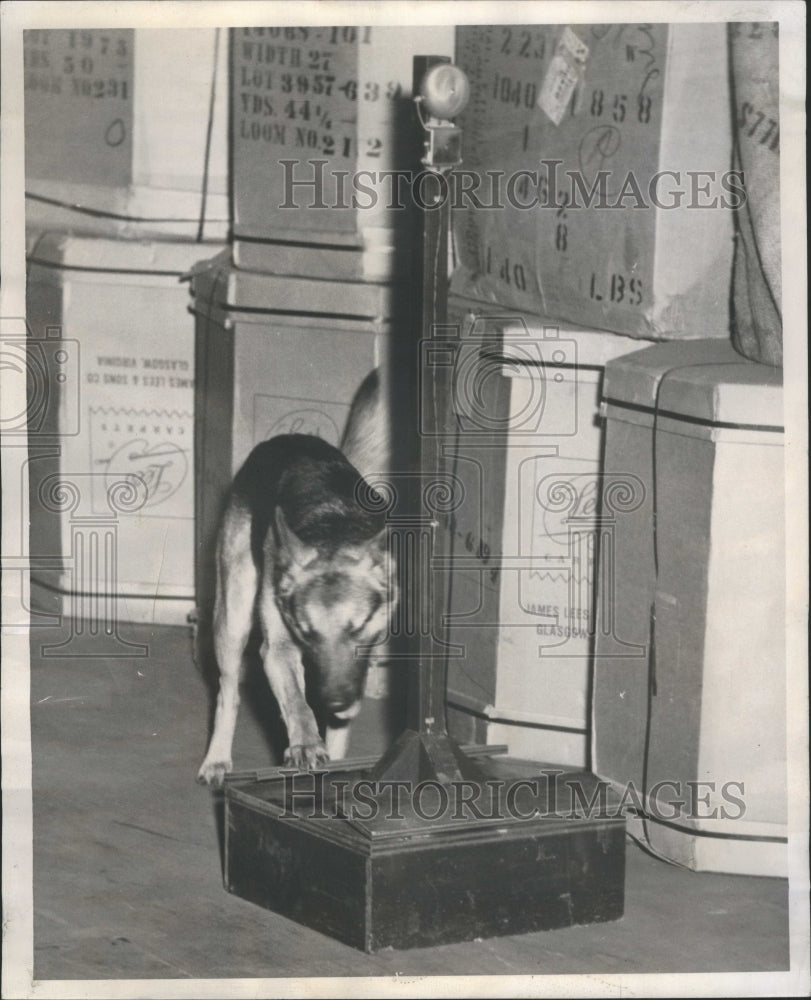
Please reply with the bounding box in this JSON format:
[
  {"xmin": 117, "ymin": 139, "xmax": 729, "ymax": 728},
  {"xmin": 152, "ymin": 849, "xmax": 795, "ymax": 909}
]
[
  {"xmin": 453, "ymin": 23, "xmax": 734, "ymax": 340},
  {"xmin": 189, "ymin": 254, "xmax": 389, "ymax": 620},
  {"xmin": 592, "ymin": 339, "xmax": 786, "ymax": 876},
  {"xmin": 230, "ymin": 25, "xmax": 454, "ymax": 278},
  {"xmin": 26, "ymin": 233, "xmax": 224, "ymax": 626},
  {"xmin": 25, "ymin": 28, "xmax": 229, "ymax": 240},
  {"xmin": 443, "ymin": 295, "xmax": 638, "ymax": 765}
]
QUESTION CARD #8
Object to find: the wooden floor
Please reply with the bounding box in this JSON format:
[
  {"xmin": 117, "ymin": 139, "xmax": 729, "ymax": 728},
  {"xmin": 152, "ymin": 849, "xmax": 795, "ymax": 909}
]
[{"xmin": 30, "ymin": 620, "xmax": 790, "ymax": 981}]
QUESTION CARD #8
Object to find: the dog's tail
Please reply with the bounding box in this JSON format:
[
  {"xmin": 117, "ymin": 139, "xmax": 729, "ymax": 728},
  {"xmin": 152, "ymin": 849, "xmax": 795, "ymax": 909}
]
[{"xmin": 341, "ymin": 368, "xmax": 390, "ymax": 481}]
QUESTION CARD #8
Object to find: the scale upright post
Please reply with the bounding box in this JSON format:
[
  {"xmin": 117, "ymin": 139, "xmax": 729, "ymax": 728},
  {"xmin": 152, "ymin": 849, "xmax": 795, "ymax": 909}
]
[{"xmin": 369, "ymin": 56, "xmax": 485, "ymax": 784}]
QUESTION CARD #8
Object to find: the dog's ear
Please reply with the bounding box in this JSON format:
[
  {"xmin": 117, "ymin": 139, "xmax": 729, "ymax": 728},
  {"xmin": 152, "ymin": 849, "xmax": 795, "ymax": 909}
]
[
  {"xmin": 275, "ymin": 506, "xmax": 317, "ymax": 567},
  {"xmin": 367, "ymin": 526, "xmax": 397, "ymax": 594},
  {"xmin": 368, "ymin": 526, "xmax": 389, "ymax": 559}
]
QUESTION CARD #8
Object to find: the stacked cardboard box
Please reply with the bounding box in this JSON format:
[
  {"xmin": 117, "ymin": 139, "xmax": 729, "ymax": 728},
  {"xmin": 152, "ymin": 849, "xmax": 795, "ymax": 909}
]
[
  {"xmin": 442, "ymin": 296, "xmax": 637, "ymax": 765},
  {"xmin": 453, "ymin": 23, "xmax": 734, "ymax": 340},
  {"xmin": 26, "ymin": 233, "xmax": 224, "ymax": 626},
  {"xmin": 24, "ymin": 28, "xmax": 229, "ymax": 240},
  {"xmin": 592, "ymin": 340, "xmax": 786, "ymax": 876},
  {"xmin": 24, "ymin": 29, "xmax": 232, "ymax": 627},
  {"xmin": 189, "ymin": 253, "xmax": 390, "ymax": 619},
  {"xmin": 231, "ymin": 25, "xmax": 454, "ymax": 278}
]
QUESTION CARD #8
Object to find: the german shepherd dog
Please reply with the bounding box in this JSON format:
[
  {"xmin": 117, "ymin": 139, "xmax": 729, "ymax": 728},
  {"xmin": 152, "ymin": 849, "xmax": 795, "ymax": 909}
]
[{"xmin": 197, "ymin": 433, "xmax": 396, "ymax": 786}]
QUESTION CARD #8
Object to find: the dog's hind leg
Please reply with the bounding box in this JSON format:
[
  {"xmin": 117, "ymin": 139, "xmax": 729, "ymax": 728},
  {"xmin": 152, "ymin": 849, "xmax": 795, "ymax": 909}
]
[
  {"xmin": 197, "ymin": 503, "xmax": 256, "ymax": 787},
  {"xmin": 256, "ymin": 584, "xmax": 328, "ymax": 771}
]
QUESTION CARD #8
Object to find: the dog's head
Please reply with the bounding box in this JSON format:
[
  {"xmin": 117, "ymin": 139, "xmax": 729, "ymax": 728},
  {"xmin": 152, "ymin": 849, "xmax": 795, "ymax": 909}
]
[{"xmin": 273, "ymin": 506, "xmax": 398, "ymax": 718}]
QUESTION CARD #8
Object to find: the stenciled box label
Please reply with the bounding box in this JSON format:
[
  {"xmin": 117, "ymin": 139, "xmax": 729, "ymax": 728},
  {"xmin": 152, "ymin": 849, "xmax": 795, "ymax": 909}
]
[
  {"xmin": 24, "ymin": 28, "xmax": 134, "ymax": 186},
  {"xmin": 455, "ymin": 24, "xmax": 669, "ymax": 333},
  {"xmin": 231, "ymin": 26, "xmax": 453, "ymax": 239}
]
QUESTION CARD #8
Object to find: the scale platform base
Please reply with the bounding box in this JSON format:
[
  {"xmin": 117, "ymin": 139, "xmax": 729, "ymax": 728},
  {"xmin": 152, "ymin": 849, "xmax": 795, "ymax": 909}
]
[{"xmin": 223, "ymin": 747, "xmax": 626, "ymax": 952}]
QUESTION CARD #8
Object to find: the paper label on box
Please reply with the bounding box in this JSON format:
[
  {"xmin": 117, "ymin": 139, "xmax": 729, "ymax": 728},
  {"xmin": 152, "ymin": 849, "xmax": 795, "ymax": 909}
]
[
  {"xmin": 89, "ymin": 407, "xmax": 193, "ymax": 519},
  {"xmin": 537, "ymin": 27, "xmax": 589, "ymax": 125},
  {"xmin": 24, "ymin": 28, "xmax": 134, "ymax": 186}
]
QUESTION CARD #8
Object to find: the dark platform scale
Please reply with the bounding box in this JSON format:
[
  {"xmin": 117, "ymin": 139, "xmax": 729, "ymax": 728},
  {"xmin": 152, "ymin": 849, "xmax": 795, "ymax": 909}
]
[
  {"xmin": 220, "ymin": 56, "xmax": 626, "ymax": 952},
  {"xmin": 225, "ymin": 749, "xmax": 626, "ymax": 953}
]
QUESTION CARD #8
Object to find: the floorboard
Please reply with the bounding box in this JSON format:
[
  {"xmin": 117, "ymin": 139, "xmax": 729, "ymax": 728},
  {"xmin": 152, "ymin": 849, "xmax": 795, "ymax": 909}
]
[{"xmin": 30, "ymin": 621, "xmax": 790, "ymax": 981}]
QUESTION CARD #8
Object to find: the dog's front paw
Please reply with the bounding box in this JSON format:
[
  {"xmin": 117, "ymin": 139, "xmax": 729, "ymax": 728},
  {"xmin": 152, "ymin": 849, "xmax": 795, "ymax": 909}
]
[
  {"xmin": 197, "ymin": 758, "xmax": 233, "ymax": 787},
  {"xmin": 283, "ymin": 742, "xmax": 329, "ymax": 770}
]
